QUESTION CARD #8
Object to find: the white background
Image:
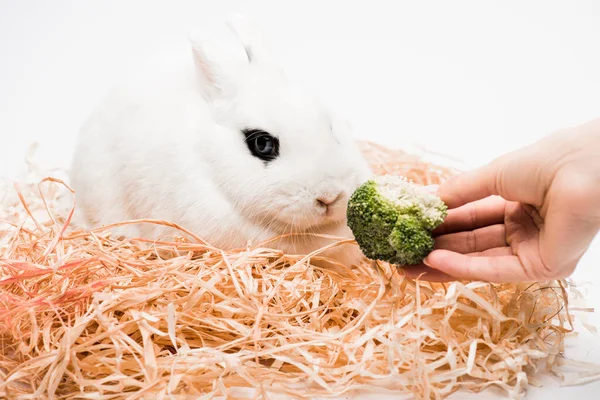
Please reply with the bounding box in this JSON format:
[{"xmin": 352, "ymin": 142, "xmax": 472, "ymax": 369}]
[{"xmin": 1, "ymin": 1, "xmax": 599, "ymax": 398}]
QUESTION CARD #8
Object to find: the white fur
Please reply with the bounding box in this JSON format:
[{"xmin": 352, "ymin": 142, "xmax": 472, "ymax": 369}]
[{"xmin": 69, "ymin": 15, "xmax": 373, "ymax": 264}]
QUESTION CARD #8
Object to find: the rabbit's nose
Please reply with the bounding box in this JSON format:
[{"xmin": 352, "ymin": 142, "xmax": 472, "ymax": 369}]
[{"xmin": 316, "ymin": 193, "xmax": 342, "ymax": 216}]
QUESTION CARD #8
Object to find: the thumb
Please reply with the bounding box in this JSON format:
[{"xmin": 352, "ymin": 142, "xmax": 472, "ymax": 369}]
[
  {"xmin": 539, "ymin": 169, "xmax": 600, "ymax": 277},
  {"xmin": 437, "ymin": 145, "xmax": 549, "ymax": 209}
]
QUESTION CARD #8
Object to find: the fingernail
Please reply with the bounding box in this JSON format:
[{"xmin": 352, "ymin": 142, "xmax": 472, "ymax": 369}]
[
  {"xmin": 424, "ymin": 185, "xmax": 439, "ymax": 194},
  {"xmin": 423, "ymin": 256, "xmax": 431, "ymax": 267}
]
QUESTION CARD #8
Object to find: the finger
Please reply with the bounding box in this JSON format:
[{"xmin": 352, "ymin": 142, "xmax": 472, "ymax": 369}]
[
  {"xmin": 401, "ymin": 264, "xmax": 457, "ymax": 282},
  {"xmin": 423, "ymin": 249, "xmax": 531, "ymax": 283},
  {"xmin": 467, "ymin": 246, "xmax": 513, "ymax": 257},
  {"xmin": 402, "ymin": 247, "xmax": 513, "ymax": 282},
  {"xmin": 437, "ymin": 146, "xmax": 548, "ymax": 209},
  {"xmin": 434, "ymin": 224, "xmax": 506, "ymax": 254},
  {"xmin": 433, "ymin": 196, "xmax": 506, "ymax": 235},
  {"xmin": 403, "ymin": 247, "xmax": 513, "ymax": 282}
]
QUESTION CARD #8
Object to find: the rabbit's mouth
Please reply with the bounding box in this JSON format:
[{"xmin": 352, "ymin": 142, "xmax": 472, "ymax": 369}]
[
  {"xmin": 259, "ymin": 213, "xmax": 348, "ymax": 237},
  {"xmin": 242, "ymin": 191, "xmax": 350, "ymax": 235}
]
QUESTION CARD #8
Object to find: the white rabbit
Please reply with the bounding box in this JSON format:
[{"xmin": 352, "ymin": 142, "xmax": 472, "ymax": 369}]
[{"xmin": 69, "ymin": 15, "xmax": 373, "ymax": 265}]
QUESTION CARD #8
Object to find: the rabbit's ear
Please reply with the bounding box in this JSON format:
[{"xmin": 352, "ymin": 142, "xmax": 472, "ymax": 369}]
[
  {"xmin": 226, "ymin": 14, "xmax": 274, "ymax": 66},
  {"xmin": 189, "ymin": 35, "xmax": 234, "ymax": 101}
]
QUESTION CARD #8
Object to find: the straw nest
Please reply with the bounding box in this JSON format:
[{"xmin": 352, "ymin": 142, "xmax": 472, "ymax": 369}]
[{"xmin": 0, "ymin": 142, "xmax": 595, "ymax": 400}]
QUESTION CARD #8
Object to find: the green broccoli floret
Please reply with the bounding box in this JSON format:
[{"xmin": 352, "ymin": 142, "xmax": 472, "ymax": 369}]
[{"xmin": 346, "ymin": 175, "xmax": 448, "ymax": 266}]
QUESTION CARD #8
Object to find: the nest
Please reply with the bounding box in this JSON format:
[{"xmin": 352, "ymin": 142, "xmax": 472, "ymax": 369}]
[{"xmin": 0, "ymin": 142, "xmax": 596, "ymax": 399}]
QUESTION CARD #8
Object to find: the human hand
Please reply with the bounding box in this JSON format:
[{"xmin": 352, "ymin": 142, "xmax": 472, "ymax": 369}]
[{"xmin": 405, "ymin": 118, "xmax": 600, "ymax": 283}]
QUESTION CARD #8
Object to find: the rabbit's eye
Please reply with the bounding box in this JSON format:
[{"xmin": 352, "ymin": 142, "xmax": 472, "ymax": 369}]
[{"xmin": 243, "ymin": 129, "xmax": 280, "ymax": 162}]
